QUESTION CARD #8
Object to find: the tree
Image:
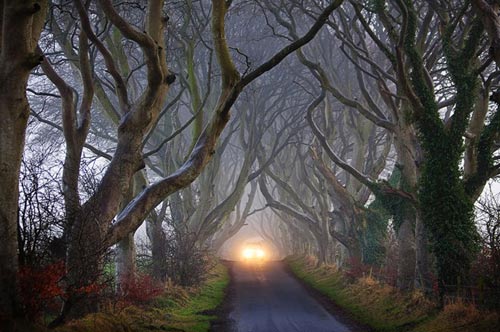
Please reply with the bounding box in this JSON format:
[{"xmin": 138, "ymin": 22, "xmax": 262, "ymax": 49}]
[
  {"xmin": 260, "ymin": 0, "xmax": 423, "ymax": 288},
  {"xmin": 30, "ymin": 0, "xmax": 343, "ymax": 323},
  {"xmin": 0, "ymin": 1, "xmax": 48, "ymax": 329},
  {"xmin": 346, "ymin": 0, "xmax": 500, "ymax": 292}
]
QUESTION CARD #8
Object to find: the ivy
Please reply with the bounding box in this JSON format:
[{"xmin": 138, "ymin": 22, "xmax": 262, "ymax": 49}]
[
  {"xmin": 363, "ymin": 197, "xmax": 390, "ymax": 265},
  {"xmin": 401, "ymin": 0, "xmax": 481, "ymax": 289},
  {"xmin": 367, "ymin": 0, "xmax": 386, "ymax": 12},
  {"xmin": 362, "ymin": 167, "xmax": 414, "ymax": 265}
]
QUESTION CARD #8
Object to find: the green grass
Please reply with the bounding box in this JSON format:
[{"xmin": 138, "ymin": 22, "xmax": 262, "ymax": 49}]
[
  {"xmin": 286, "ymin": 256, "xmax": 421, "ymax": 331},
  {"xmin": 56, "ymin": 262, "xmax": 229, "ymax": 332},
  {"xmin": 285, "ymin": 256, "xmax": 499, "ymax": 332},
  {"xmin": 164, "ymin": 264, "xmax": 229, "ymax": 332}
]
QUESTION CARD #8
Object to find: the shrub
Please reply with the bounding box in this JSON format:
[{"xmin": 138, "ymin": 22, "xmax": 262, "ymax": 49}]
[
  {"xmin": 164, "ymin": 228, "xmax": 215, "ymax": 287},
  {"xmin": 18, "ymin": 261, "xmax": 65, "ymax": 319},
  {"xmin": 118, "ymin": 273, "xmax": 163, "ymax": 306}
]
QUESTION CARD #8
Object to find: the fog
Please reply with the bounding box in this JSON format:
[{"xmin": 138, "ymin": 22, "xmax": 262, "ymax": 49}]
[{"xmin": 3, "ymin": 1, "xmax": 500, "ymax": 327}]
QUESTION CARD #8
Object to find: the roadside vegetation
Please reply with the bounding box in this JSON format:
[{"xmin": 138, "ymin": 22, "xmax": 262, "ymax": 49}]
[
  {"xmin": 4, "ymin": 0, "xmax": 500, "ymax": 330},
  {"xmin": 286, "ymin": 256, "xmax": 499, "ymax": 332},
  {"xmin": 53, "ymin": 262, "xmax": 228, "ymax": 332}
]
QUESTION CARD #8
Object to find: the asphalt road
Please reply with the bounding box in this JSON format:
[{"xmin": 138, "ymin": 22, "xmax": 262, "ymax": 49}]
[{"xmin": 226, "ymin": 261, "xmax": 356, "ymax": 332}]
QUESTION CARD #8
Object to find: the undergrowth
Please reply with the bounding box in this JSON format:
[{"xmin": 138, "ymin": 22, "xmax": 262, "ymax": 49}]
[
  {"xmin": 286, "ymin": 255, "xmax": 499, "ymax": 332},
  {"xmin": 55, "ymin": 262, "xmax": 228, "ymax": 332}
]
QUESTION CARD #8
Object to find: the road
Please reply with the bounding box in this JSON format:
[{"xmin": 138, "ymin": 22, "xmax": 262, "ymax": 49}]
[{"xmin": 225, "ymin": 261, "xmax": 359, "ymax": 332}]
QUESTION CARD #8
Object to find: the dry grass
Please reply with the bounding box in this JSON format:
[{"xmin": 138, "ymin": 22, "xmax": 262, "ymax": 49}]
[
  {"xmin": 287, "ymin": 255, "xmax": 435, "ymax": 330},
  {"xmin": 286, "ymin": 255, "xmax": 499, "ymax": 332},
  {"xmin": 55, "ymin": 262, "xmax": 228, "ymax": 332},
  {"xmin": 413, "ymin": 299, "xmax": 499, "ymax": 332}
]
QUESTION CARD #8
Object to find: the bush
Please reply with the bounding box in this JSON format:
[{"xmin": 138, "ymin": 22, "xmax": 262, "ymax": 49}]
[
  {"xmin": 19, "ymin": 261, "xmax": 65, "ymax": 320},
  {"xmin": 164, "ymin": 228, "xmax": 215, "ymax": 287},
  {"xmin": 117, "ymin": 273, "xmax": 163, "ymax": 306}
]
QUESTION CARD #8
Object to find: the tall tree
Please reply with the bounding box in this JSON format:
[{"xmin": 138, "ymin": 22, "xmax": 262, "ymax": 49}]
[
  {"xmin": 0, "ymin": 1, "xmax": 48, "ymax": 329},
  {"xmin": 31, "ymin": 0, "xmax": 343, "ymax": 323}
]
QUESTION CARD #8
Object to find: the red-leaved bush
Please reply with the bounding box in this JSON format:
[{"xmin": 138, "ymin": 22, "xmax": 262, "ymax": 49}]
[
  {"xmin": 118, "ymin": 273, "xmax": 163, "ymax": 306},
  {"xmin": 18, "ymin": 261, "xmax": 65, "ymax": 319}
]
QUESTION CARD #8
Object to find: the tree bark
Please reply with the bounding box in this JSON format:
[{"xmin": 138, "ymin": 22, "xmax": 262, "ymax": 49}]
[
  {"xmin": 391, "ymin": 100, "xmax": 421, "ymax": 291},
  {"xmin": 147, "ymin": 216, "xmax": 167, "ymax": 282},
  {"xmin": 0, "ymin": 1, "xmax": 47, "ymax": 329},
  {"xmin": 396, "ymin": 217, "xmax": 416, "ymax": 291},
  {"xmin": 115, "ymin": 232, "xmax": 136, "ymax": 291},
  {"xmin": 414, "ymin": 212, "xmax": 431, "ymax": 291}
]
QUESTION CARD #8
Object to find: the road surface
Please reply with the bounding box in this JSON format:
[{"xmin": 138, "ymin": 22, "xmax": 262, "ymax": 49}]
[{"xmin": 225, "ymin": 261, "xmax": 359, "ymax": 332}]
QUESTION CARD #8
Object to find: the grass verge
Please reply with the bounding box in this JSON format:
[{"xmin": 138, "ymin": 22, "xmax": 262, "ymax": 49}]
[
  {"xmin": 55, "ymin": 262, "xmax": 229, "ymax": 332},
  {"xmin": 286, "ymin": 255, "xmax": 499, "ymax": 332}
]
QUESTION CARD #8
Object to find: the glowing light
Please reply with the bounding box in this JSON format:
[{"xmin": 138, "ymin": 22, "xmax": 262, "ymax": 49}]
[
  {"xmin": 242, "ymin": 246, "xmax": 266, "ymax": 261},
  {"xmin": 243, "ymin": 248, "xmax": 255, "ymax": 259}
]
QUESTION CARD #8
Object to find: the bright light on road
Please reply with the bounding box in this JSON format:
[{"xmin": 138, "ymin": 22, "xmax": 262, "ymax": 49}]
[
  {"xmin": 241, "ymin": 246, "xmax": 266, "ymax": 262},
  {"xmin": 243, "ymin": 248, "xmax": 255, "ymax": 259}
]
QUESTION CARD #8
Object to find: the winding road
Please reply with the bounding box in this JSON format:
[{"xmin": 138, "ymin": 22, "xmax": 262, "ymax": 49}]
[{"xmin": 224, "ymin": 261, "xmax": 363, "ymax": 332}]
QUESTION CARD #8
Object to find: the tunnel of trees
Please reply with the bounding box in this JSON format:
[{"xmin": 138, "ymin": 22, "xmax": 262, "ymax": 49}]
[{"xmin": 1, "ymin": 0, "xmax": 500, "ymax": 330}]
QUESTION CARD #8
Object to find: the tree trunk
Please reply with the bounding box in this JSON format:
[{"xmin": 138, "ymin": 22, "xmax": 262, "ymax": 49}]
[
  {"xmin": 115, "ymin": 173, "xmax": 146, "ymax": 289},
  {"xmin": 0, "ymin": 97, "xmax": 27, "ymax": 328},
  {"xmin": 314, "ymin": 231, "xmax": 330, "ymax": 266},
  {"xmin": 0, "ymin": 2, "xmax": 47, "ymax": 329},
  {"xmin": 147, "ymin": 218, "xmax": 167, "ymax": 282},
  {"xmin": 115, "ymin": 231, "xmax": 136, "ymax": 290},
  {"xmin": 65, "ymin": 210, "xmax": 104, "ymax": 316},
  {"xmin": 415, "ymin": 213, "xmax": 431, "ymax": 291},
  {"xmin": 397, "ymin": 218, "xmax": 416, "ymax": 291},
  {"xmin": 392, "ymin": 110, "xmax": 421, "ymax": 291}
]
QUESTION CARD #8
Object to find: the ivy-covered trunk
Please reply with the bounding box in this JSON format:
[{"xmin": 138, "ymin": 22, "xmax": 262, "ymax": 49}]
[
  {"xmin": 418, "ymin": 141, "xmax": 477, "ymax": 290},
  {"xmin": 414, "ymin": 213, "xmax": 431, "ymax": 290},
  {"xmin": 401, "ymin": 0, "xmax": 482, "ymax": 292}
]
